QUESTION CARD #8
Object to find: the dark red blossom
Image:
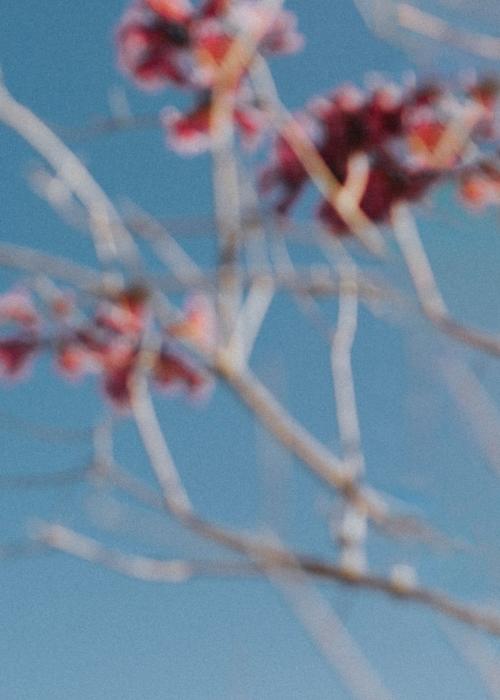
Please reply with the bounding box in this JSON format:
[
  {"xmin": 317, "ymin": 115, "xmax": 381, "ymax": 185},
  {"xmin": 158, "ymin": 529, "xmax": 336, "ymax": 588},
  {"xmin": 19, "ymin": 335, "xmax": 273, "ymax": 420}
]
[
  {"xmin": 0, "ymin": 281, "xmax": 212, "ymax": 410},
  {"xmin": 103, "ymin": 364, "xmax": 135, "ymax": 409},
  {"xmin": 100, "ymin": 344, "xmax": 139, "ymax": 409},
  {"xmin": 0, "ymin": 288, "xmax": 40, "ymax": 380},
  {"xmin": 117, "ymin": 0, "xmax": 302, "ymax": 91},
  {"xmin": 0, "ymin": 338, "xmax": 38, "ymax": 379},
  {"xmin": 153, "ymin": 348, "xmax": 208, "ymax": 396},
  {"xmin": 117, "ymin": 7, "xmax": 195, "ymax": 89},
  {"xmin": 49, "ymin": 286, "xmax": 212, "ymax": 409},
  {"xmin": 117, "ymin": 0, "xmax": 302, "ymax": 152},
  {"xmin": 318, "ymin": 159, "xmax": 439, "ymax": 232},
  {"xmin": 162, "ymin": 93, "xmax": 267, "ymax": 153},
  {"xmin": 261, "ymin": 78, "xmax": 500, "ymax": 234}
]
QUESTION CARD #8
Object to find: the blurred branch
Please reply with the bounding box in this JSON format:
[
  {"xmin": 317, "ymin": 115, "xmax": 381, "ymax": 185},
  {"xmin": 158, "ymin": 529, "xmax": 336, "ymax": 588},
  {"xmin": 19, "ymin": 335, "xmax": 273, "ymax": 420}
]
[
  {"xmin": 397, "ymin": 3, "xmax": 500, "ymax": 60},
  {"xmin": 331, "ymin": 264, "xmax": 364, "ymax": 476},
  {"xmin": 37, "ymin": 524, "xmax": 255, "ymax": 582},
  {"xmin": 0, "ymin": 77, "xmax": 138, "ymax": 265},
  {"xmin": 392, "ymin": 205, "xmax": 500, "ymax": 358},
  {"xmin": 58, "ymin": 112, "xmax": 160, "ymax": 143},
  {"xmin": 0, "ymin": 465, "xmax": 90, "ymax": 489},
  {"xmin": 443, "ymin": 622, "xmax": 500, "ymax": 700},
  {"xmin": 442, "ymin": 358, "xmax": 500, "ymax": 476},
  {"xmin": 266, "ymin": 536, "xmax": 394, "ymax": 700},
  {"xmin": 0, "ymin": 242, "xmax": 103, "ymax": 292}
]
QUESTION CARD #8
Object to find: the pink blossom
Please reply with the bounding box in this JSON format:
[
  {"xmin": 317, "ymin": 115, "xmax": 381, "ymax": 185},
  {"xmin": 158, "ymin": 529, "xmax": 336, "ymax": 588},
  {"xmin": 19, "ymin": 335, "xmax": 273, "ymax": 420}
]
[{"xmin": 0, "ymin": 289, "xmax": 38, "ymax": 328}]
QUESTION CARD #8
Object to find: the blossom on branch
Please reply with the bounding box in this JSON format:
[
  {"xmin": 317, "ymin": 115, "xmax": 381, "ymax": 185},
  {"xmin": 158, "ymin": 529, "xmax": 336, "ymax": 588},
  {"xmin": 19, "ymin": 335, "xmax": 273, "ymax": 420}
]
[
  {"xmin": 0, "ymin": 288, "xmax": 40, "ymax": 379},
  {"xmin": 117, "ymin": 0, "xmax": 302, "ymax": 151},
  {"xmin": 260, "ymin": 77, "xmax": 500, "ymax": 234},
  {"xmin": 0, "ymin": 284, "xmax": 211, "ymax": 410},
  {"xmin": 117, "ymin": 0, "xmax": 302, "ymax": 89}
]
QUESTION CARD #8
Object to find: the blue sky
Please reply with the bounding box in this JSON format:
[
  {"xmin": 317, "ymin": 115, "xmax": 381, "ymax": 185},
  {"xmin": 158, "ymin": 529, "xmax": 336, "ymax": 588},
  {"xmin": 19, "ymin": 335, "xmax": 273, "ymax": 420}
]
[{"xmin": 2, "ymin": 2, "xmax": 500, "ymax": 698}]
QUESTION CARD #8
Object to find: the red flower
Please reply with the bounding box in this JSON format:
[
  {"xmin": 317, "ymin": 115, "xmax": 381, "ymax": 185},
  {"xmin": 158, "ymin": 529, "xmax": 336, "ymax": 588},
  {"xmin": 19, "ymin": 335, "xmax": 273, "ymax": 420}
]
[
  {"xmin": 146, "ymin": 0, "xmax": 193, "ymax": 23},
  {"xmin": 117, "ymin": 3, "xmax": 197, "ymax": 89},
  {"xmin": 163, "ymin": 101, "xmax": 213, "ymax": 153},
  {"xmin": 259, "ymin": 112, "xmax": 316, "ymax": 214},
  {"xmin": 198, "ymin": 0, "xmax": 229, "ymax": 18},
  {"xmin": 95, "ymin": 286, "xmax": 149, "ymax": 336},
  {"xmin": 0, "ymin": 338, "xmax": 38, "ymax": 379},
  {"xmin": 459, "ymin": 164, "xmax": 500, "ymax": 209},
  {"xmin": 153, "ymin": 348, "xmax": 209, "ymax": 396},
  {"xmin": 56, "ymin": 341, "xmax": 97, "ymax": 378},
  {"xmin": 318, "ymin": 158, "xmax": 439, "ymax": 233},
  {"xmin": 162, "ymin": 91, "xmax": 268, "ymax": 153},
  {"xmin": 117, "ymin": 0, "xmax": 302, "ymax": 90},
  {"xmin": 101, "ymin": 344, "xmax": 139, "ymax": 409},
  {"xmin": 261, "ymin": 79, "xmax": 496, "ymax": 234}
]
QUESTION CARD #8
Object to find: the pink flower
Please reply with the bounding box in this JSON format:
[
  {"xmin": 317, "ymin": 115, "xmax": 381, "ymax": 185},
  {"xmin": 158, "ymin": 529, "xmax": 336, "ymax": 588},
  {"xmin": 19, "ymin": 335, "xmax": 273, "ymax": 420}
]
[
  {"xmin": 147, "ymin": 0, "xmax": 193, "ymax": 23},
  {"xmin": 459, "ymin": 164, "xmax": 500, "ymax": 209},
  {"xmin": 95, "ymin": 286, "xmax": 149, "ymax": 336},
  {"xmin": 56, "ymin": 341, "xmax": 97, "ymax": 378},
  {"xmin": 168, "ymin": 293, "xmax": 215, "ymax": 351},
  {"xmin": 0, "ymin": 289, "xmax": 38, "ymax": 328}
]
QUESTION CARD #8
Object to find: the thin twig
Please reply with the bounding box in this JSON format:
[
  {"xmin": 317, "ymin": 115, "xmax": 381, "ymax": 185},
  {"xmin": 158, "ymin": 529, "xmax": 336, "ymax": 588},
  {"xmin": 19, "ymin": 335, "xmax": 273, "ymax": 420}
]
[{"xmin": 37, "ymin": 524, "xmax": 255, "ymax": 582}]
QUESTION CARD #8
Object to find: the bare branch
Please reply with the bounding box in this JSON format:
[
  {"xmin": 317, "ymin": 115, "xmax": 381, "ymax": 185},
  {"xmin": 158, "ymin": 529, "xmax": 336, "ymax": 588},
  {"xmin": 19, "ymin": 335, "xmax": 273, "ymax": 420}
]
[
  {"xmin": 266, "ymin": 538, "xmax": 394, "ymax": 700},
  {"xmin": 442, "ymin": 358, "xmax": 500, "ymax": 476},
  {"xmin": 0, "ymin": 78, "xmax": 138, "ymax": 265},
  {"xmin": 0, "ymin": 242, "xmax": 103, "ymax": 292},
  {"xmin": 0, "ymin": 465, "xmax": 90, "ymax": 489},
  {"xmin": 392, "ymin": 205, "xmax": 500, "ymax": 358},
  {"xmin": 250, "ymin": 56, "xmax": 387, "ymax": 256},
  {"xmin": 37, "ymin": 524, "xmax": 255, "ymax": 582},
  {"xmin": 397, "ymin": 3, "xmax": 500, "ymax": 60},
  {"xmin": 331, "ymin": 265, "xmax": 364, "ymax": 476},
  {"xmin": 442, "ymin": 622, "xmax": 500, "ymax": 700}
]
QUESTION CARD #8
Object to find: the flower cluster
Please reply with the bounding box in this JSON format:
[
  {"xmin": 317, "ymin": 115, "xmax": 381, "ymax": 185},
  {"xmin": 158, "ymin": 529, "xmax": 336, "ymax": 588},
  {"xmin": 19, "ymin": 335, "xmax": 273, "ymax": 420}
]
[
  {"xmin": 260, "ymin": 77, "xmax": 500, "ymax": 234},
  {"xmin": 0, "ymin": 289, "xmax": 39, "ymax": 379},
  {"xmin": 117, "ymin": 0, "xmax": 302, "ymax": 153},
  {"xmin": 0, "ymin": 285, "xmax": 213, "ymax": 410}
]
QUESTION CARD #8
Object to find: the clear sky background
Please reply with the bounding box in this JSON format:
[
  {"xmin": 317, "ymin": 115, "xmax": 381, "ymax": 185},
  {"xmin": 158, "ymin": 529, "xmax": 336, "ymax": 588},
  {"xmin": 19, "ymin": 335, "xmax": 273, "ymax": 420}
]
[{"xmin": 2, "ymin": 2, "xmax": 500, "ymax": 698}]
